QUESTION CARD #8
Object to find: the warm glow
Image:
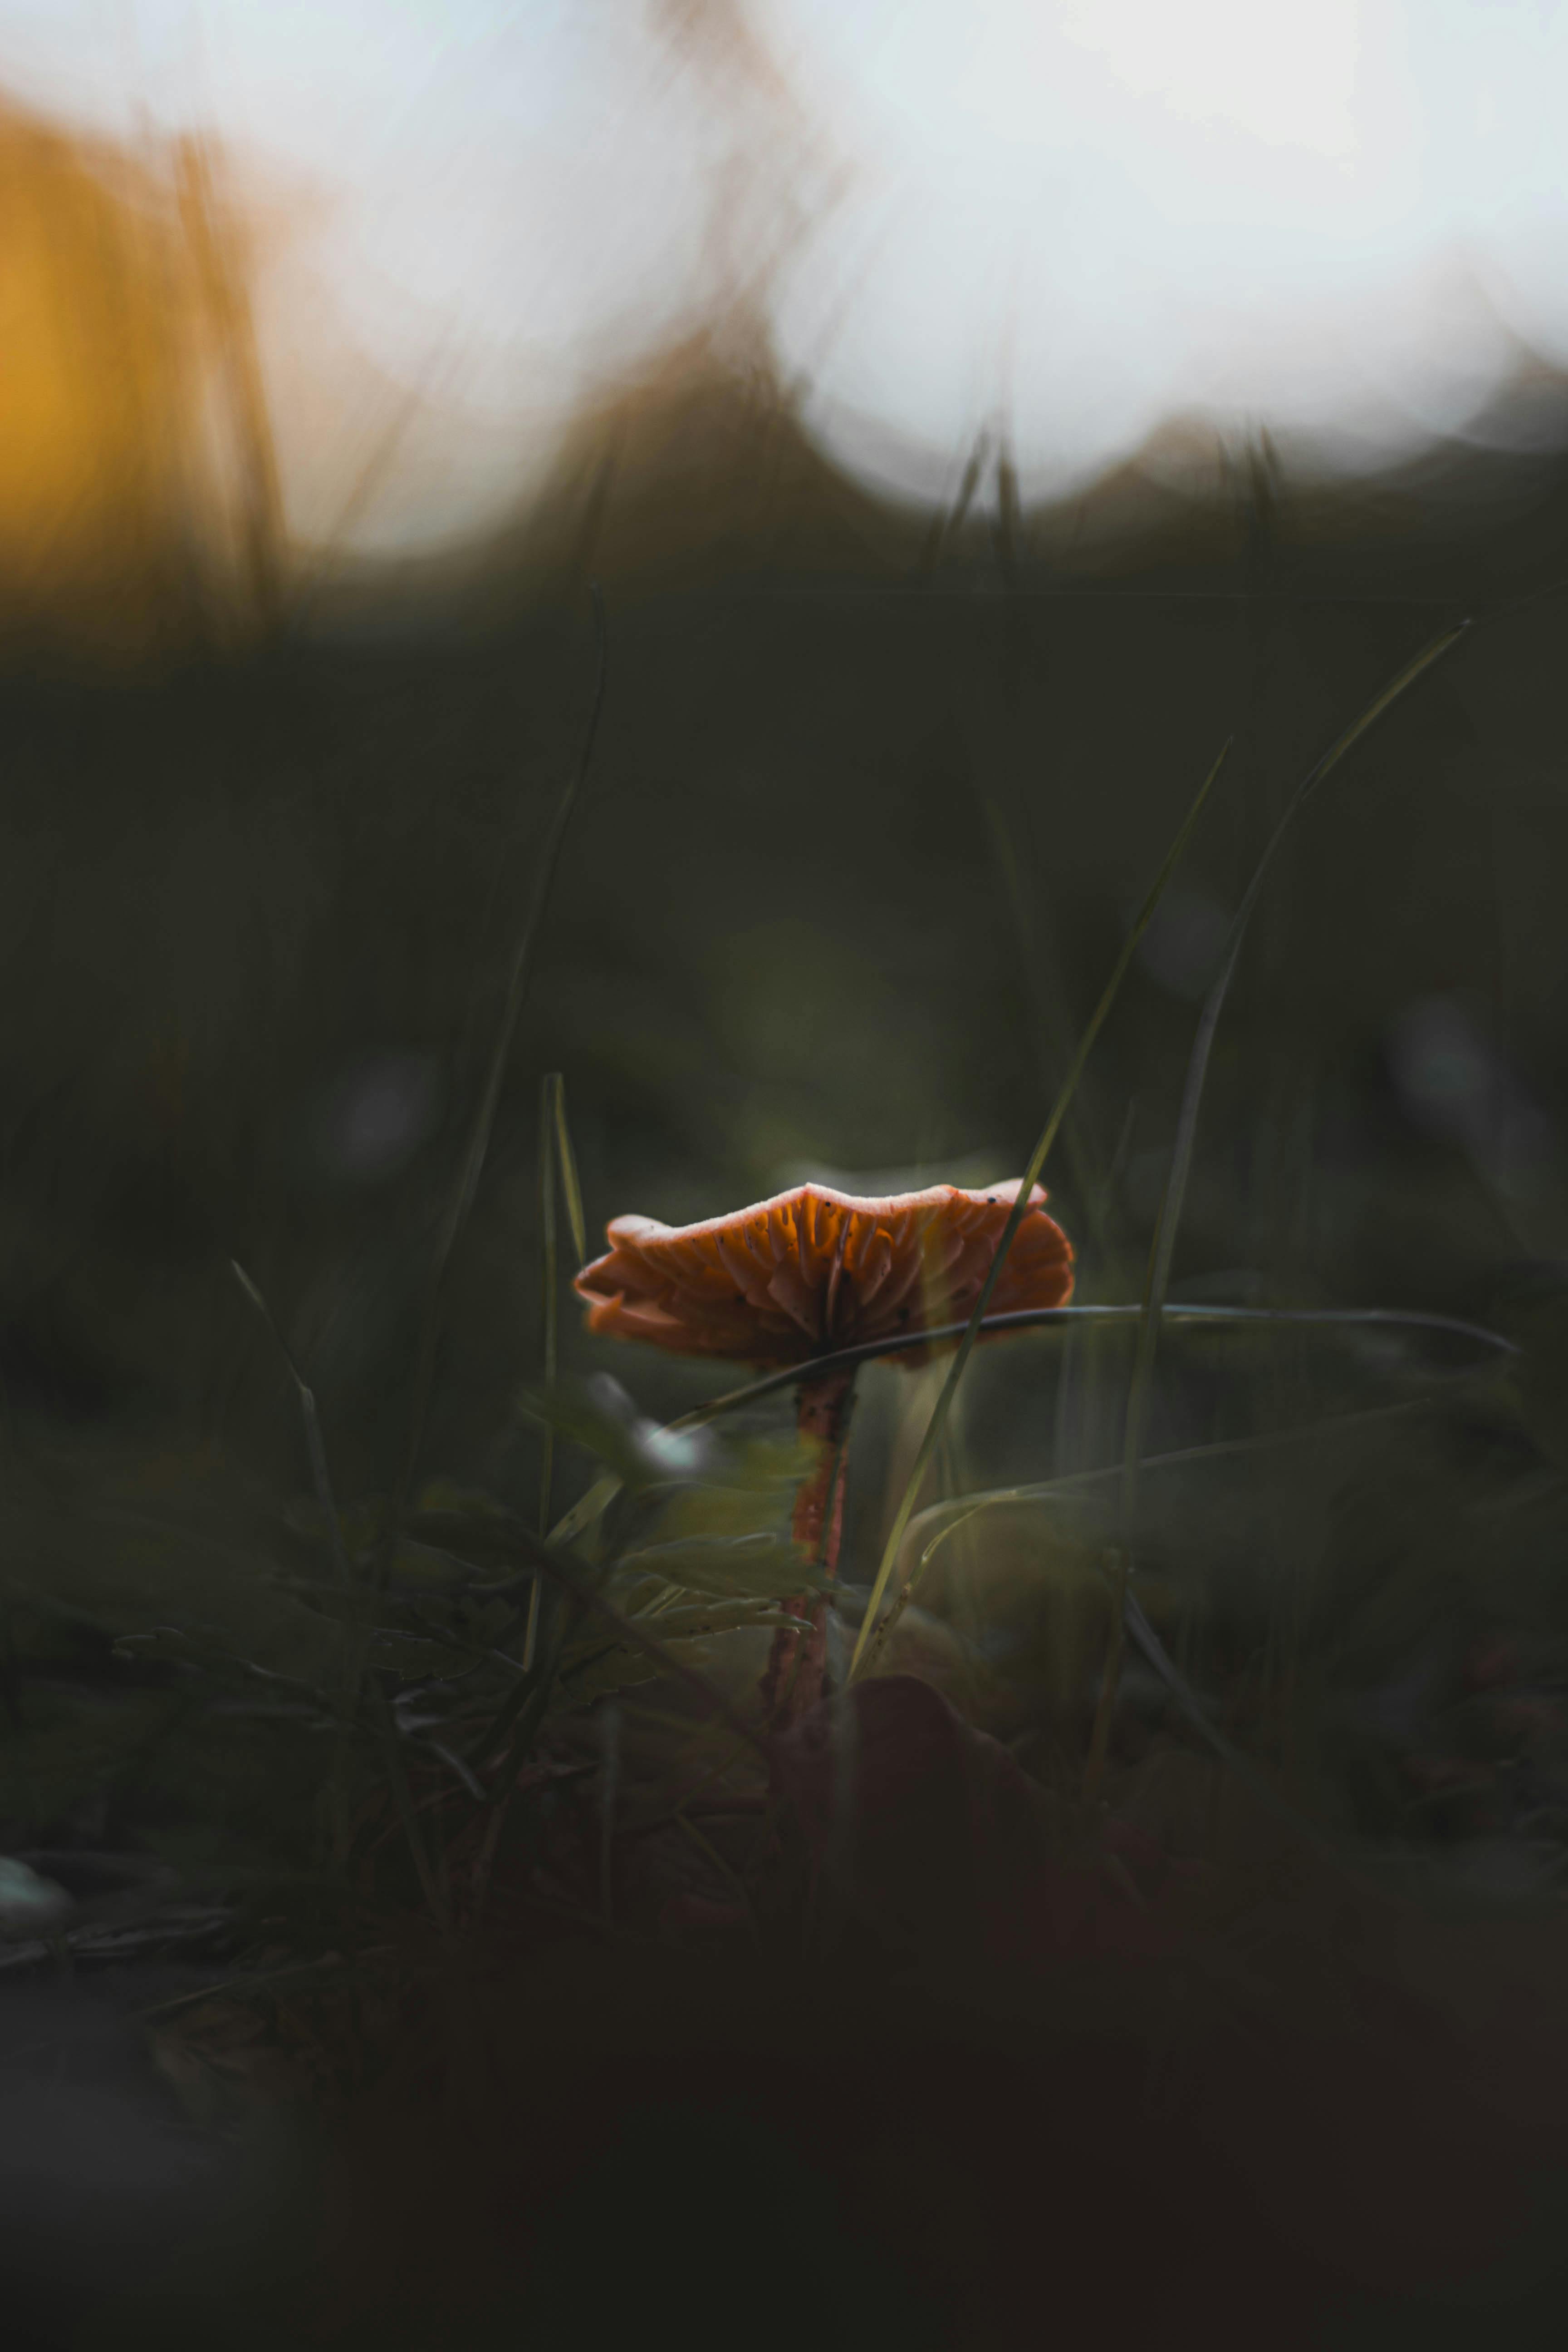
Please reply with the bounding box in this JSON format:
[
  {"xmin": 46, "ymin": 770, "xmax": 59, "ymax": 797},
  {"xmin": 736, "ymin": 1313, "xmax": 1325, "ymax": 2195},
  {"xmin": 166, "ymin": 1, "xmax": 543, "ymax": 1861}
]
[
  {"xmin": 0, "ymin": 3, "xmax": 1565, "ymax": 554},
  {"xmin": 0, "ymin": 114, "xmax": 190, "ymax": 624},
  {"xmin": 0, "ymin": 102, "xmax": 279, "ymax": 650}
]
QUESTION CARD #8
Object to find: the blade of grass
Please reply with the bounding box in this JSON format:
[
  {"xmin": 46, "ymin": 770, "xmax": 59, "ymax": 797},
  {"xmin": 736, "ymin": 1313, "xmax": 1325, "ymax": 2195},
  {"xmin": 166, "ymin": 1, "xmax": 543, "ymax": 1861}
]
[
  {"xmin": 376, "ymin": 1690, "xmax": 451, "ymax": 1937},
  {"xmin": 390, "ymin": 588, "xmax": 609, "ymax": 1556},
  {"xmin": 547, "ymin": 1300, "xmax": 1514, "ymax": 1565},
  {"xmin": 551, "ymin": 1072, "xmax": 588, "ymax": 1270},
  {"xmin": 230, "ymin": 1261, "xmax": 352, "ymax": 1590},
  {"xmin": 670, "ymin": 1808, "xmax": 760, "ymax": 1944},
  {"xmin": 853, "ymin": 1412, "xmax": 1421, "ymax": 1862},
  {"xmin": 1119, "ymin": 619, "xmax": 1470, "ymax": 1534},
  {"xmin": 524, "ymin": 1075, "xmax": 560, "ymax": 1674},
  {"xmin": 845, "ymin": 738, "xmax": 1232, "ymax": 1682},
  {"xmin": 230, "ymin": 1259, "xmax": 358, "ymax": 1861},
  {"xmin": 477, "ymin": 1608, "xmax": 571, "ymax": 1810},
  {"xmin": 1116, "ymin": 1581, "xmax": 1345, "ymax": 1860},
  {"xmin": 694, "ymin": 1300, "xmax": 1515, "ymax": 1419},
  {"xmin": 993, "ymin": 430, "xmax": 1022, "ymax": 598},
  {"xmin": 466, "ymin": 1522, "xmax": 774, "ymax": 1767},
  {"xmin": 1084, "ymin": 617, "xmax": 1470, "ymax": 1799},
  {"xmin": 525, "ymin": 1071, "xmax": 587, "ymax": 1670},
  {"xmin": 918, "ymin": 425, "xmax": 990, "ymax": 576},
  {"xmin": 979, "ymin": 789, "xmax": 1110, "ymax": 1255},
  {"xmin": 230, "ymin": 1258, "xmax": 455, "ymax": 1923},
  {"xmin": 855, "ymin": 1390, "xmax": 1435, "ymax": 1684}
]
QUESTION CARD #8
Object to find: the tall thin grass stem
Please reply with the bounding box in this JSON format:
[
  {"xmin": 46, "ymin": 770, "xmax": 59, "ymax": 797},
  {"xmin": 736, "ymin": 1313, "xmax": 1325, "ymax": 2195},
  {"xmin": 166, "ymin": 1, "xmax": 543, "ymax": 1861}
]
[
  {"xmin": 1120, "ymin": 622, "xmax": 1470, "ymax": 1533},
  {"xmin": 230, "ymin": 1258, "xmax": 358, "ymax": 1857},
  {"xmin": 980, "ymin": 790, "xmax": 1109, "ymax": 1253},
  {"xmin": 230, "ymin": 1260, "xmax": 351, "ymax": 1588},
  {"xmin": 377, "ymin": 1690, "xmax": 451, "ymax": 1938},
  {"xmin": 389, "ymin": 588, "xmax": 608, "ymax": 1554},
  {"xmin": 526, "ymin": 1070, "xmax": 584, "ymax": 1673},
  {"xmin": 549, "ymin": 1299, "xmax": 1514, "ymax": 1582},
  {"xmin": 551, "ymin": 1073, "xmax": 588, "ymax": 1270},
  {"xmin": 845, "ymin": 739, "xmax": 1231, "ymax": 1682},
  {"xmin": 525, "ymin": 1078, "xmax": 559, "ymax": 1675},
  {"xmin": 1092, "ymin": 620, "xmax": 1470, "ymax": 1793},
  {"xmin": 855, "ymin": 1390, "xmax": 1433, "ymax": 1686},
  {"xmin": 918, "ymin": 425, "xmax": 990, "ymax": 575}
]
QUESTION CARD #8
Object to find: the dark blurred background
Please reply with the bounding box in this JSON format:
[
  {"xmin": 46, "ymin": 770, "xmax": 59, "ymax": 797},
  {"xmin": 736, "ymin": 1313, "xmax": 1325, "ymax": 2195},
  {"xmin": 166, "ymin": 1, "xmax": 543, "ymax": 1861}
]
[
  {"xmin": 3, "ymin": 10, "xmax": 1568, "ymax": 1917},
  {"xmin": 5, "ymin": 284, "xmax": 1566, "ymax": 1561}
]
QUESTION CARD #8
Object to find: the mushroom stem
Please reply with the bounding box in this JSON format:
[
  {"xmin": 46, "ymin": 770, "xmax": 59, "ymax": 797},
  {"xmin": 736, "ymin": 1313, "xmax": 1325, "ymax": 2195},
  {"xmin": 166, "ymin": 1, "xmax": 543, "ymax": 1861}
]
[{"xmin": 760, "ymin": 1367, "xmax": 856, "ymax": 1730}]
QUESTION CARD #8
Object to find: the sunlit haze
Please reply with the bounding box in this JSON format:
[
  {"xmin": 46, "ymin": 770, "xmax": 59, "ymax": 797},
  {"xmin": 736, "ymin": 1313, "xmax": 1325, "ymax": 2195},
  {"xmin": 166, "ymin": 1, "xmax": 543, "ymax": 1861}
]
[{"xmin": 4, "ymin": 0, "xmax": 1568, "ymax": 553}]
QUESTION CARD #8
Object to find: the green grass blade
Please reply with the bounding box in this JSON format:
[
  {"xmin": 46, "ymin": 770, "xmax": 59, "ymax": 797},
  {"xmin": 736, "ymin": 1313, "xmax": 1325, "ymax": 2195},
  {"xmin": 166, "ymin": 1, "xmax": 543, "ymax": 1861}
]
[
  {"xmin": 1086, "ymin": 617, "xmax": 1470, "ymax": 1798},
  {"xmin": 979, "ymin": 789, "xmax": 1108, "ymax": 1253},
  {"xmin": 539, "ymin": 1078, "xmax": 559, "ymax": 1499},
  {"xmin": 392, "ymin": 588, "xmax": 609, "ymax": 1538},
  {"xmin": 674, "ymin": 1299, "xmax": 1513, "ymax": 1426},
  {"xmin": 544, "ymin": 1296, "xmax": 1514, "ymax": 1570},
  {"xmin": 496, "ymin": 1525, "xmax": 772, "ymax": 1761},
  {"xmin": 550, "ymin": 1071, "xmax": 588, "ymax": 1270},
  {"xmin": 525, "ymin": 1076, "xmax": 561, "ymax": 1673},
  {"xmin": 231, "ymin": 1258, "xmax": 384, "ymax": 1867},
  {"xmin": 857, "ymin": 1392, "xmax": 1430, "ymax": 1683},
  {"xmin": 230, "ymin": 1259, "xmax": 353, "ymax": 1590},
  {"xmin": 549, "ymin": 1473, "xmax": 621, "ymax": 1550},
  {"xmin": 1116, "ymin": 1583, "xmax": 1343, "ymax": 1857},
  {"xmin": 846, "ymin": 736, "xmax": 1231, "ymax": 1683},
  {"xmin": 1119, "ymin": 620, "xmax": 1470, "ymax": 1532}
]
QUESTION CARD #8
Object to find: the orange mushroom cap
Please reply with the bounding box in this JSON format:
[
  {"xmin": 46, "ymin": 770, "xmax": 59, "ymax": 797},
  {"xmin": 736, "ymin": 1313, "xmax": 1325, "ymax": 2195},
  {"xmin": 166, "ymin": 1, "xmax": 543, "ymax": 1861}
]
[{"xmin": 573, "ymin": 1179, "xmax": 1074, "ymax": 1367}]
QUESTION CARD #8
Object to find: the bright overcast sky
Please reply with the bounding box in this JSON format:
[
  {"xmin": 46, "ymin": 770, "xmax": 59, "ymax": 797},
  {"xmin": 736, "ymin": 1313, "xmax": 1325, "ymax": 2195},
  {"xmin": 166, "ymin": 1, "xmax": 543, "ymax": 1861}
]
[{"xmin": 5, "ymin": 0, "xmax": 1568, "ymax": 552}]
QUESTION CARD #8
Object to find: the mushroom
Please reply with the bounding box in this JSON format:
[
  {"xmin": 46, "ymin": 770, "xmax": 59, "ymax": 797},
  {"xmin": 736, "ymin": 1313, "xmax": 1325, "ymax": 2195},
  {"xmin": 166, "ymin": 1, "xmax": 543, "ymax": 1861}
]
[{"xmin": 575, "ymin": 1179, "xmax": 1074, "ymax": 1726}]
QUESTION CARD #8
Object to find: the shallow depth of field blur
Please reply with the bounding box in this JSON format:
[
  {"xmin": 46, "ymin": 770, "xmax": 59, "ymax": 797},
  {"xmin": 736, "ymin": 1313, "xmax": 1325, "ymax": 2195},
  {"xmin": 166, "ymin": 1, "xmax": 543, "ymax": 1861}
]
[{"xmin": 5, "ymin": 9, "xmax": 1568, "ymax": 2346}]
